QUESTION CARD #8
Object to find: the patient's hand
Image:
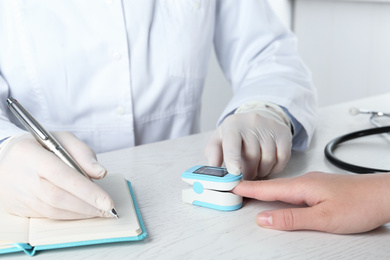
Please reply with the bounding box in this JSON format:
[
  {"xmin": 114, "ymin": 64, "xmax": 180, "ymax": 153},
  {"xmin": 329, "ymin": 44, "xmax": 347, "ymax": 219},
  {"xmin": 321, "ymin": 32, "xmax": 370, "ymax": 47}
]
[{"xmin": 233, "ymin": 171, "xmax": 390, "ymax": 234}]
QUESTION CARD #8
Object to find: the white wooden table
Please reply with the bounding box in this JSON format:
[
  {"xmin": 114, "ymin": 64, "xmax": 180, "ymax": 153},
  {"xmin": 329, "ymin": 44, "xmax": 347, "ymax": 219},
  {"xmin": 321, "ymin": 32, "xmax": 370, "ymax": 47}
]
[{"xmin": 7, "ymin": 93, "xmax": 390, "ymax": 259}]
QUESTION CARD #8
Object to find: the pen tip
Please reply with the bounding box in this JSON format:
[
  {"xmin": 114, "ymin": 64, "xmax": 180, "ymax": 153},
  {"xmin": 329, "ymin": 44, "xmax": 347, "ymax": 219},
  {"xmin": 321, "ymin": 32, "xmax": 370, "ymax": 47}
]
[{"xmin": 110, "ymin": 208, "xmax": 119, "ymax": 219}]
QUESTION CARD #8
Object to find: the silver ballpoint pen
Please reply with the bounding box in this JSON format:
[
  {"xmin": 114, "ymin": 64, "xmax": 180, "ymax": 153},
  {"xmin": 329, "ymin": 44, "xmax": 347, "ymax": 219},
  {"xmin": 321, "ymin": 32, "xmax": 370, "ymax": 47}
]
[{"xmin": 6, "ymin": 97, "xmax": 119, "ymax": 219}]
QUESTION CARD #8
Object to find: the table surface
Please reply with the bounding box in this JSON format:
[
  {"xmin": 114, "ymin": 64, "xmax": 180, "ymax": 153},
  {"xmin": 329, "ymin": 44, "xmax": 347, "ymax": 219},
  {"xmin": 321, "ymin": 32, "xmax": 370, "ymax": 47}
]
[{"xmin": 7, "ymin": 93, "xmax": 390, "ymax": 259}]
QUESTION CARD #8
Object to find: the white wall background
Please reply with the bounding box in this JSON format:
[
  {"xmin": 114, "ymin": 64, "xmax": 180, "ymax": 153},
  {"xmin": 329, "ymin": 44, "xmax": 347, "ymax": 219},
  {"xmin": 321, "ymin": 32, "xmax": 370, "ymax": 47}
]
[
  {"xmin": 294, "ymin": 0, "xmax": 390, "ymax": 107},
  {"xmin": 200, "ymin": 0, "xmax": 293, "ymax": 132}
]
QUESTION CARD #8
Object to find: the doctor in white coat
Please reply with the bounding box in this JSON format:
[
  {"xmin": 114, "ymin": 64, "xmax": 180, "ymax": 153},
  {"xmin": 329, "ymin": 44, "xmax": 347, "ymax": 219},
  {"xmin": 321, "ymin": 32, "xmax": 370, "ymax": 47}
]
[{"xmin": 0, "ymin": 0, "xmax": 316, "ymax": 219}]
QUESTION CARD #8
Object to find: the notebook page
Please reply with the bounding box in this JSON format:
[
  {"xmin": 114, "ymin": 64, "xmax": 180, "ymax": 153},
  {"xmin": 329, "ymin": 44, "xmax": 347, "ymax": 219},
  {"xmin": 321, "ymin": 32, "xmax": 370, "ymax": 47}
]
[
  {"xmin": 29, "ymin": 174, "xmax": 142, "ymax": 246},
  {"xmin": 0, "ymin": 202, "xmax": 29, "ymax": 249}
]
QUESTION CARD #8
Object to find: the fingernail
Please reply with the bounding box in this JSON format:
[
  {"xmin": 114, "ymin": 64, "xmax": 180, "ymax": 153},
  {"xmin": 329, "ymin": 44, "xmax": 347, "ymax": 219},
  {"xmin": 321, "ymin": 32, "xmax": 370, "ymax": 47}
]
[
  {"xmin": 92, "ymin": 159, "xmax": 107, "ymax": 178},
  {"xmin": 257, "ymin": 212, "xmax": 273, "ymax": 227}
]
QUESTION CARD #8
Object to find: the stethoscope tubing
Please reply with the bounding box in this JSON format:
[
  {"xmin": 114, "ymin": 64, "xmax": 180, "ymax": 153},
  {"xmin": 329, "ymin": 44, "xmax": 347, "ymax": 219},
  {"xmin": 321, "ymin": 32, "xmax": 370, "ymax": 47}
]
[{"xmin": 324, "ymin": 126, "xmax": 390, "ymax": 173}]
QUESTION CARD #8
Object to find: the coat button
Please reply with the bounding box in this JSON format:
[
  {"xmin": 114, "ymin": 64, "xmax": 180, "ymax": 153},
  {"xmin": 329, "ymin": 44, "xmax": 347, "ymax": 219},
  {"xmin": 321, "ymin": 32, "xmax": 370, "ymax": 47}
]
[
  {"xmin": 116, "ymin": 106, "xmax": 125, "ymax": 115},
  {"xmin": 193, "ymin": 1, "xmax": 200, "ymax": 9},
  {"xmin": 112, "ymin": 52, "xmax": 122, "ymax": 60}
]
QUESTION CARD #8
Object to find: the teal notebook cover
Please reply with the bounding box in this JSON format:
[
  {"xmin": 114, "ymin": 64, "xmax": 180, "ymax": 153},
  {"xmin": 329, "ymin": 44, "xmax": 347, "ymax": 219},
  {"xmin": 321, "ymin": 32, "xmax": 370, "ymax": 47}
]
[{"xmin": 0, "ymin": 180, "xmax": 147, "ymax": 256}]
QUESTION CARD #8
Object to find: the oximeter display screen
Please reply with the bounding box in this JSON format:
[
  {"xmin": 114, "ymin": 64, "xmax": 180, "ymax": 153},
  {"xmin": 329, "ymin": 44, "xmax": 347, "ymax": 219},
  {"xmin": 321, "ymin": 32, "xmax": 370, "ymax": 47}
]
[{"xmin": 194, "ymin": 166, "xmax": 228, "ymax": 177}]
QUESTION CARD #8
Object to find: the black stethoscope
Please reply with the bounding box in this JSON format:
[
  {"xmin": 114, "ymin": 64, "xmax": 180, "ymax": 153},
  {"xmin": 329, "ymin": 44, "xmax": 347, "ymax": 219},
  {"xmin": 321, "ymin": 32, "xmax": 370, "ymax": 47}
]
[{"xmin": 324, "ymin": 108, "xmax": 390, "ymax": 174}]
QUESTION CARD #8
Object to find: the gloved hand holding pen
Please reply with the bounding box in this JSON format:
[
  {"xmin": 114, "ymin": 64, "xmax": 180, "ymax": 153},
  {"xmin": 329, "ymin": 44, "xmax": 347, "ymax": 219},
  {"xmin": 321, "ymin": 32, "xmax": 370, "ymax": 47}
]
[
  {"xmin": 0, "ymin": 132, "xmax": 115, "ymax": 219},
  {"xmin": 204, "ymin": 101, "xmax": 293, "ymax": 180},
  {"xmin": 0, "ymin": 98, "xmax": 118, "ymax": 220}
]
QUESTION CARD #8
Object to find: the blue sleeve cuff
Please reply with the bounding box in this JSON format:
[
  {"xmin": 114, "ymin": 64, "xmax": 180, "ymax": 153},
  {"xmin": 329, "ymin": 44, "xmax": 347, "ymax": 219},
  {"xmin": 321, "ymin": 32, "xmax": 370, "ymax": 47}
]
[
  {"xmin": 281, "ymin": 107, "xmax": 300, "ymax": 136},
  {"xmin": 281, "ymin": 107, "xmax": 306, "ymax": 149},
  {"xmin": 0, "ymin": 137, "xmax": 10, "ymax": 145}
]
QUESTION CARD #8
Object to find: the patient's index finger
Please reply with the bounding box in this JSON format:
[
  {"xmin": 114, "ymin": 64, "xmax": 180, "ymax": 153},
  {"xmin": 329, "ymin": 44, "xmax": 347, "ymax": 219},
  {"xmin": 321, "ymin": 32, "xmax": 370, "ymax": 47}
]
[{"xmin": 233, "ymin": 179, "xmax": 306, "ymax": 205}]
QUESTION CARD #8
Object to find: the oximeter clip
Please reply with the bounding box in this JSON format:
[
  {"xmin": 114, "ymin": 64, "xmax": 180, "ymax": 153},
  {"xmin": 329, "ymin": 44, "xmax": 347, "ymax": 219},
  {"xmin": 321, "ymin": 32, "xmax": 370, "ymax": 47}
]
[{"xmin": 181, "ymin": 165, "xmax": 243, "ymax": 211}]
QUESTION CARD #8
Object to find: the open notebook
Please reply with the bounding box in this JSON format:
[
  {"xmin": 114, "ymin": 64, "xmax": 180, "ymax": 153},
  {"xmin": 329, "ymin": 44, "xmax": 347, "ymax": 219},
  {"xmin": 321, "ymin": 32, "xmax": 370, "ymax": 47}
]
[{"xmin": 0, "ymin": 174, "xmax": 147, "ymax": 256}]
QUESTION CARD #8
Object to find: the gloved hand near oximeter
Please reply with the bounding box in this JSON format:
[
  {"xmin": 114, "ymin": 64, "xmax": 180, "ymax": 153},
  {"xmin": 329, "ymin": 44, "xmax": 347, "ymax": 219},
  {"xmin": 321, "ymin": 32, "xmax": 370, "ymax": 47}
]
[{"xmin": 204, "ymin": 101, "xmax": 293, "ymax": 180}]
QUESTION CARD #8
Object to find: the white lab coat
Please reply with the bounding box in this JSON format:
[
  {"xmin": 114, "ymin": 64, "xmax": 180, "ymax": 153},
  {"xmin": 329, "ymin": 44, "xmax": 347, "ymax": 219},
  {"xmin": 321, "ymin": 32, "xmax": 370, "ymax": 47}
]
[{"xmin": 0, "ymin": 0, "xmax": 316, "ymax": 153}]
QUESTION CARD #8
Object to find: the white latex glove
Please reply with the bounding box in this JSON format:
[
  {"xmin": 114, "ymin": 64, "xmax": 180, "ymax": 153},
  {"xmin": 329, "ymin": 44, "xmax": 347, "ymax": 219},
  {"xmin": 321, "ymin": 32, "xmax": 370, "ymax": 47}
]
[
  {"xmin": 204, "ymin": 101, "xmax": 293, "ymax": 180},
  {"xmin": 0, "ymin": 132, "xmax": 114, "ymax": 219}
]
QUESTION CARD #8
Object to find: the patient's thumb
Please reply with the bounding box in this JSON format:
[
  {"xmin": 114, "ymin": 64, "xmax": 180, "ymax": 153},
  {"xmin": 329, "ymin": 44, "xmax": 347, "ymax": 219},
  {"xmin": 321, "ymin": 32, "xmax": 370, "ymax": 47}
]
[{"xmin": 256, "ymin": 208, "xmax": 319, "ymax": 231}]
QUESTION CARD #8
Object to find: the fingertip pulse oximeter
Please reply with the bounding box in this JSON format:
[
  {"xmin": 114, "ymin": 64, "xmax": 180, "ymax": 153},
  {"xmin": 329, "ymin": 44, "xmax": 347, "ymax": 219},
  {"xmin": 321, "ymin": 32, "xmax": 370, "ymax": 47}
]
[{"xmin": 181, "ymin": 165, "xmax": 243, "ymax": 211}]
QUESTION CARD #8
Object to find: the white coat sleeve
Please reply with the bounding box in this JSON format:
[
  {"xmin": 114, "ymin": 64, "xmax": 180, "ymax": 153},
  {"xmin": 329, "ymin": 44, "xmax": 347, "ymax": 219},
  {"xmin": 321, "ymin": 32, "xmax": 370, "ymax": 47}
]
[
  {"xmin": 0, "ymin": 74, "xmax": 27, "ymax": 140},
  {"xmin": 214, "ymin": 0, "xmax": 317, "ymax": 151}
]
